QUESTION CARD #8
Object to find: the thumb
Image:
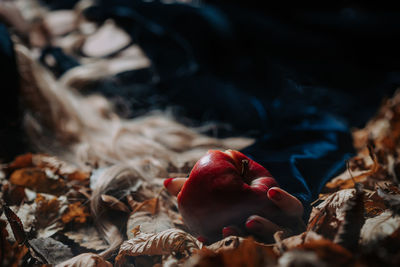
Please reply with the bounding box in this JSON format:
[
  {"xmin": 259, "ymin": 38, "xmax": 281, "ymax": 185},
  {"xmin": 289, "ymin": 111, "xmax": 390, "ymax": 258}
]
[{"xmin": 164, "ymin": 177, "xmax": 187, "ymax": 196}]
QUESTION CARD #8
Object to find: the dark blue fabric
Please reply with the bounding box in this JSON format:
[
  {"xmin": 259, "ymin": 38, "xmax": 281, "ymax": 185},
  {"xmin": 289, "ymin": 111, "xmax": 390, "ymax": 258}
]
[{"xmin": 0, "ymin": 24, "xmax": 26, "ymax": 162}]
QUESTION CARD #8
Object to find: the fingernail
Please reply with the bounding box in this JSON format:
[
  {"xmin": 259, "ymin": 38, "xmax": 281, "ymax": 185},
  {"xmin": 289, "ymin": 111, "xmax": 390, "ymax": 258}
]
[
  {"xmin": 197, "ymin": 236, "xmax": 207, "ymax": 244},
  {"xmin": 222, "ymin": 227, "xmax": 238, "ymax": 237},
  {"xmin": 246, "ymin": 219, "xmax": 263, "ymax": 232},
  {"xmin": 163, "ymin": 178, "xmax": 174, "ymax": 188},
  {"xmin": 268, "ymin": 188, "xmax": 283, "ymax": 201}
]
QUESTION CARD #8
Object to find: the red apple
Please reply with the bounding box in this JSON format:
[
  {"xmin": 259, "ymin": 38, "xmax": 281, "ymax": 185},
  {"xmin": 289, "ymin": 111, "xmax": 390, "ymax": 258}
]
[{"xmin": 177, "ymin": 149, "xmax": 279, "ymax": 241}]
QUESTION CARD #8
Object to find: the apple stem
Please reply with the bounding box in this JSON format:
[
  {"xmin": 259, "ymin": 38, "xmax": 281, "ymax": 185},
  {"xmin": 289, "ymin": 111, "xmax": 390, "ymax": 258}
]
[{"xmin": 241, "ymin": 159, "xmax": 249, "ymax": 176}]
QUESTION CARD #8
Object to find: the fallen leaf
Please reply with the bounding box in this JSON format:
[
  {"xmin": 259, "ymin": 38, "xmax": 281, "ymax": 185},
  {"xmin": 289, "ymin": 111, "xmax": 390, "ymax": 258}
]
[
  {"xmin": 9, "ymin": 168, "xmax": 66, "ymax": 195},
  {"xmin": 278, "ymin": 250, "xmax": 325, "ymax": 267},
  {"xmin": 126, "ymin": 211, "xmax": 174, "ymax": 239},
  {"xmin": 364, "ymin": 191, "xmax": 387, "ymax": 217},
  {"xmin": 0, "ymin": 219, "xmax": 12, "ymax": 264},
  {"xmin": 334, "ymin": 183, "xmax": 365, "ymax": 251},
  {"xmin": 360, "ymin": 210, "xmax": 400, "ymax": 246},
  {"xmin": 207, "ymin": 236, "xmax": 244, "ymax": 253},
  {"xmin": 32, "ymin": 154, "xmax": 90, "ymax": 183},
  {"xmin": 2, "ymin": 184, "xmax": 26, "ymax": 206},
  {"xmin": 63, "ymin": 227, "xmax": 109, "ymax": 251},
  {"xmin": 297, "ymin": 239, "xmax": 353, "ymax": 266},
  {"xmin": 188, "ymin": 238, "xmax": 277, "ymax": 267},
  {"xmin": 377, "ymin": 187, "xmax": 400, "ymax": 214},
  {"xmin": 7, "ymin": 153, "xmax": 33, "ymax": 171},
  {"xmin": 279, "ymin": 231, "xmax": 324, "ymax": 251},
  {"xmin": 35, "ymin": 194, "xmax": 66, "ymax": 238},
  {"xmin": 61, "ymin": 202, "xmax": 90, "ymax": 224},
  {"xmin": 81, "ymin": 19, "xmax": 131, "ymax": 58},
  {"xmin": 55, "ymin": 253, "xmax": 112, "ymax": 267},
  {"xmin": 115, "ymin": 228, "xmax": 201, "ymax": 266},
  {"xmin": 4, "ymin": 206, "xmax": 26, "ymax": 244},
  {"xmin": 28, "ymin": 237, "xmax": 74, "ymax": 265},
  {"xmin": 133, "ymin": 197, "xmax": 159, "ymax": 215},
  {"xmin": 101, "ymin": 194, "xmax": 131, "ymax": 213}
]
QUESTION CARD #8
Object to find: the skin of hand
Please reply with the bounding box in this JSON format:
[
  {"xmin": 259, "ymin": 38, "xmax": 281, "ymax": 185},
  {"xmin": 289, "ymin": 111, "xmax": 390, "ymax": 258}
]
[{"xmin": 164, "ymin": 177, "xmax": 305, "ymax": 242}]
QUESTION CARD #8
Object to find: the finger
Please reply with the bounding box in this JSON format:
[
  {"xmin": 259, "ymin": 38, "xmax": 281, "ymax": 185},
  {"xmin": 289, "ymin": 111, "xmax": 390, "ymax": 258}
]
[
  {"xmin": 222, "ymin": 225, "xmax": 242, "ymax": 238},
  {"xmin": 164, "ymin": 177, "xmax": 187, "ymax": 196},
  {"xmin": 245, "ymin": 215, "xmax": 283, "ymax": 239},
  {"xmin": 267, "ymin": 187, "xmax": 304, "ymax": 217}
]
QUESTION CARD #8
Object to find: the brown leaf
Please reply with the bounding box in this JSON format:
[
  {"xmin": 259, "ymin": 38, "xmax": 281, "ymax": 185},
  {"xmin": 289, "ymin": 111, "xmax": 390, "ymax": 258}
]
[
  {"xmin": 206, "ymin": 236, "xmax": 244, "ymax": 253},
  {"xmin": 1, "ymin": 242, "xmax": 29, "ymax": 267},
  {"xmin": 35, "ymin": 194, "xmax": 65, "ymax": 237},
  {"xmin": 364, "ymin": 191, "xmax": 386, "ymax": 218},
  {"xmin": 333, "ymin": 183, "xmax": 365, "ymax": 251},
  {"xmin": 2, "ymin": 184, "xmax": 26, "ymax": 206},
  {"xmin": 55, "ymin": 253, "xmax": 112, "ymax": 267},
  {"xmin": 325, "ymin": 147, "xmax": 381, "ymax": 191},
  {"xmin": 61, "ymin": 202, "xmax": 90, "ymax": 224},
  {"xmin": 297, "ymin": 239, "xmax": 353, "ymax": 266},
  {"xmin": 115, "ymin": 228, "xmax": 202, "ymax": 266},
  {"xmin": 188, "ymin": 238, "xmax": 277, "ymax": 267},
  {"xmin": 0, "ymin": 219, "xmax": 12, "ymax": 264},
  {"xmin": 133, "ymin": 197, "xmax": 159, "ymax": 215},
  {"xmin": 315, "ymin": 189, "xmax": 356, "ymax": 221},
  {"xmin": 279, "ymin": 231, "xmax": 324, "ymax": 251},
  {"xmin": 377, "ymin": 187, "xmax": 400, "ymax": 214},
  {"xmin": 32, "ymin": 154, "xmax": 90, "ymax": 183},
  {"xmin": 101, "ymin": 194, "xmax": 131, "ymax": 213},
  {"xmin": 66, "ymin": 171, "xmax": 90, "ymax": 183},
  {"xmin": 4, "ymin": 206, "xmax": 26, "ymax": 244},
  {"xmin": 9, "ymin": 168, "xmax": 66, "ymax": 195},
  {"xmin": 7, "ymin": 153, "xmax": 33, "ymax": 171}
]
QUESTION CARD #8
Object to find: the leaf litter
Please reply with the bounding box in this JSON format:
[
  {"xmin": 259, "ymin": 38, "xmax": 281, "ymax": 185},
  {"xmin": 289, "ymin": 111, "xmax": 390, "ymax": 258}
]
[
  {"xmin": 2, "ymin": 2, "xmax": 400, "ymax": 265},
  {"xmin": 3, "ymin": 94, "xmax": 400, "ymax": 266}
]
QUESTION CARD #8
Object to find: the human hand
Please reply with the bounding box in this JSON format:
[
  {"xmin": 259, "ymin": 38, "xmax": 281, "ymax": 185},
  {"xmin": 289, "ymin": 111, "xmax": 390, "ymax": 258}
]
[{"xmin": 164, "ymin": 177, "xmax": 305, "ymax": 243}]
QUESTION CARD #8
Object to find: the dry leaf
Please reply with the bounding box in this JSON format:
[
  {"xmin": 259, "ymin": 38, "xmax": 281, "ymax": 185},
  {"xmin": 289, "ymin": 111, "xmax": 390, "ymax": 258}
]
[
  {"xmin": 63, "ymin": 227, "xmax": 109, "ymax": 251},
  {"xmin": 55, "ymin": 253, "xmax": 112, "ymax": 267},
  {"xmin": 0, "ymin": 219, "xmax": 29, "ymax": 266},
  {"xmin": 2, "ymin": 184, "xmax": 26, "ymax": 206},
  {"xmin": 133, "ymin": 197, "xmax": 159, "ymax": 215},
  {"xmin": 9, "ymin": 168, "xmax": 66, "ymax": 195},
  {"xmin": 32, "ymin": 154, "xmax": 90, "ymax": 183},
  {"xmin": 207, "ymin": 236, "xmax": 244, "ymax": 253},
  {"xmin": 278, "ymin": 250, "xmax": 325, "ymax": 267},
  {"xmin": 360, "ymin": 210, "xmax": 400, "ymax": 246},
  {"xmin": 364, "ymin": 191, "xmax": 387, "ymax": 217},
  {"xmin": 297, "ymin": 239, "xmax": 353, "ymax": 266},
  {"xmin": 333, "ymin": 184, "xmax": 365, "ymax": 251},
  {"xmin": 28, "ymin": 237, "xmax": 74, "ymax": 265},
  {"xmin": 187, "ymin": 238, "xmax": 277, "ymax": 267},
  {"xmin": 126, "ymin": 211, "xmax": 174, "ymax": 239},
  {"xmin": 279, "ymin": 231, "xmax": 324, "ymax": 251},
  {"xmin": 377, "ymin": 187, "xmax": 400, "ymax": 214},
  {"xmin": 4, "ymin": 206, "xmax": 26, "ymax": 244},
  {"xmin": 81, "ymin": 19, "xmax": 131, "ymax": 58},
  {"xmin": 7, "ymin": 153, "xmax": 33, "ymax": 171},
  {"xmin": 61, "ymin": 202, "xmax": 90, "ymax": 224},
  {"xmin": 44, "ymin": 10, "xmax": 77, "ymax": 37},
  {"xmin": 116, "ymin": 228, "xmax": 202, "ymax": 266},
  {"xmin": 101, "ymin": 194, "xmax": 130, "ymax": 213},
  {"xmin": 35, "ymin": 194, "xmax": 67, "ymax": 238}
]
